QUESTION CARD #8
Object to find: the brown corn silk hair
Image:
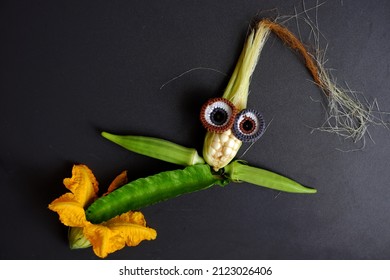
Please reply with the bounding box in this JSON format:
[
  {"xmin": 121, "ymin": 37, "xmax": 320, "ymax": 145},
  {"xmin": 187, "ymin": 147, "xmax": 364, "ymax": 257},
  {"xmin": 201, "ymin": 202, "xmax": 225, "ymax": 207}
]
[
  {"xmin": 261, "ymin": 19, "xmax": 323, "ymax": 90},
  {"xmin": 257, "ymin": 19, "xmax": 385, "ymax": 146}
]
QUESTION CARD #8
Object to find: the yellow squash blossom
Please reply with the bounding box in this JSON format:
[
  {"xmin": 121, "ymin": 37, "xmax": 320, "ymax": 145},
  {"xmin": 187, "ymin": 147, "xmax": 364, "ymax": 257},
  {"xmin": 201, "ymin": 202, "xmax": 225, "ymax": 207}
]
[{"xmin": 48, "ymin": 164, "xmax": 157, "ymax": 258}]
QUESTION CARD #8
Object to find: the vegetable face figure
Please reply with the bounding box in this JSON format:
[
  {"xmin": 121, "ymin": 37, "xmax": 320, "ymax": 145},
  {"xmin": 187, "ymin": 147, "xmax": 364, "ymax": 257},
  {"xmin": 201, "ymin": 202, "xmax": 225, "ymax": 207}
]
[
  {"xmin": 85, "ymin": 20, "xmax": 319, "ymax": 225},
  {"xmin": 54, "ymin": 17, "xmax": 375, "ymax": 257}
]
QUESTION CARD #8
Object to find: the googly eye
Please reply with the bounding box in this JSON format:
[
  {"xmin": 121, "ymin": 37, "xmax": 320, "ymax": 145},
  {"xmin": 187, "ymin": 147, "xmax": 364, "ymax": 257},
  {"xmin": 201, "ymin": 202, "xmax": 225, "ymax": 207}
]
[
  {"xmin": 232, "ymin": 109, "xmax": 265, "ymax": 142},
  {"xmin": 200, "ymin": 98, "xmax": 237, "ymax": 133}
]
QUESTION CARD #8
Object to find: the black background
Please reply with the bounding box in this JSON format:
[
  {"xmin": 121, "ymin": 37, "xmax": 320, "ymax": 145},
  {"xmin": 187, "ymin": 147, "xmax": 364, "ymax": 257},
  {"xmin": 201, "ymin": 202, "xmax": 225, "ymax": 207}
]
[{"xmin": 1, "ymin": 0, "xmax": 390, "ymax": 259}]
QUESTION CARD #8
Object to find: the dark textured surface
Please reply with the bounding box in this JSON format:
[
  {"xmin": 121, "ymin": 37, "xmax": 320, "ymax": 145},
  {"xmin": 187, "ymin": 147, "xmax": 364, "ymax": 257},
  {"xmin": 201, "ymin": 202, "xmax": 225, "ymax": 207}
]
[{"xmin": 1, "ymin": 0, "xmax": 390, "ymax": 259}]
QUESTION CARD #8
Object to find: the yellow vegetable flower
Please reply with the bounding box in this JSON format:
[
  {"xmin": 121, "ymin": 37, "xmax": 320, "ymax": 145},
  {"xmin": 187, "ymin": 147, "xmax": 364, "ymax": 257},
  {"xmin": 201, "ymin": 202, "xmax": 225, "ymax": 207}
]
[{"xmin": 48, "ymin": 164, "xmax": 157, "ymax": 258}]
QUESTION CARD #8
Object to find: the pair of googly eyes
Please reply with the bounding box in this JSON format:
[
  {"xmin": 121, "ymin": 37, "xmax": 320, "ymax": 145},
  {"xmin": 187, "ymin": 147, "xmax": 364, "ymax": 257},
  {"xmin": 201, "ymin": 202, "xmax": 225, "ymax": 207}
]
[{"xmin": 200, "ymin": 97, "xmax": 265, "ymax": 142}]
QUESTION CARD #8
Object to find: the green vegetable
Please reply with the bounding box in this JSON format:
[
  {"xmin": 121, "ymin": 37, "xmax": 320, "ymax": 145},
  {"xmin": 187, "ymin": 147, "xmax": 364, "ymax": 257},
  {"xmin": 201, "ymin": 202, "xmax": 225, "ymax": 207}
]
[
  {"xmin": 224, "ymin": 161, "xmax": 316, "ymax": 194},
  {"xmin": 86, "ymin": 164, "xmax": 229, "ymax": 224},
  {"xmin": 101, "ymin": 132, "xmax": 205, "ymax": 166}
]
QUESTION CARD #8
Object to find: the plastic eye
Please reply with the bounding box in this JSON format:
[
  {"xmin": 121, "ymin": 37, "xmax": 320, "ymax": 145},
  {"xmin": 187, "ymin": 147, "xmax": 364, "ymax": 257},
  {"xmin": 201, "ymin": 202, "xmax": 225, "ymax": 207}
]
[
  {"xmin": 200, "ymin": 98, "xmax": 237, "ymax": 132},
  {"xmin": 232, "ymin": 109, "xmax": 265, "ymax": 142}
]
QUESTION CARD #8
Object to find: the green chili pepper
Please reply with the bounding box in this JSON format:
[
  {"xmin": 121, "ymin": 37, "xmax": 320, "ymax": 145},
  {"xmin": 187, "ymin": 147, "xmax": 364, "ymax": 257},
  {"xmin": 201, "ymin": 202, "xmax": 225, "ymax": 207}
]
[
  {"xmin": 86, "ymin": 164, "xmax": 229, "ymax": 224},
  {"xmin": 224, "ymin": 160, "xmax": 316, "ymax": 194}
]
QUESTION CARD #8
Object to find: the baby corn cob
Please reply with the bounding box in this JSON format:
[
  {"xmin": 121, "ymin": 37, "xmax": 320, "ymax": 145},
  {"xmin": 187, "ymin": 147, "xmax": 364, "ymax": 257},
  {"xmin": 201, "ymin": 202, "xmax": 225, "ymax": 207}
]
[
  {"xmin": 203, "ymin": 130, "xmax": 242, "ymax": 171},
  {"xmin": 203, "ymin": 21, "xmax": 271, "ymax": 170}
]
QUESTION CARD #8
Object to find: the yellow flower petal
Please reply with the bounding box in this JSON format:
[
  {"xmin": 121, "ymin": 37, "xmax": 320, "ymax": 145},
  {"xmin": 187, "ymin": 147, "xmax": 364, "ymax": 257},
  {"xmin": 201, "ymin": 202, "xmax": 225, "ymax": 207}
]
[
  {"xmin": 49, "ymin": 165, "xmax": 157, "ymax": 258},
  {"xmin": 63, "ymin": 164, "xmax": 99, "ymax": 207},
  {"xmin": 106, "ymin": 211, "xmax": 147, "ymax": 227},
  {"xmin": 104, "ymin": 170, "xmax": 128, "ymax": 196},
  {"xmin": 83, "ymin": 224, "xmax": 120, "ymax": 258},
  {"xmin": 104, "ymin": 212, "xmax": 154, "ymax": 246},
  {"xmin": 48, "ymin": 193, "xmax": 87, "ymax": 227},
  {"xmin": 83, "ymin": 211, "xmax": 157, "ymax": 258}
]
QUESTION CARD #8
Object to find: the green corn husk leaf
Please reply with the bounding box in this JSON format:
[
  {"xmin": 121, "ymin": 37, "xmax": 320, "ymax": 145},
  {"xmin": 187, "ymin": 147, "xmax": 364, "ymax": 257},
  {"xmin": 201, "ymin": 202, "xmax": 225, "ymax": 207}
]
[
  {"xmin": 68, "ymin": 227, "xmax": 91, "ymax": 249},
  {"xmin": 101, "ymin": 132, "xmax": 205, "ymax": 166},
  {"xmin": 224, "ymin": 160, "xmax": 316, "ymax": 194},
  {"xmin": 222, "ymin": 21, "xmax": 271, "ymax": 110}
]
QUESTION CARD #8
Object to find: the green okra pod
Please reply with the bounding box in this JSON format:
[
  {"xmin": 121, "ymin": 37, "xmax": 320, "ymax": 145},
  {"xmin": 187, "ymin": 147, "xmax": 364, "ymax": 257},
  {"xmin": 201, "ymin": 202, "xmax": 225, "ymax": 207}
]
[
  {"xmin": 101, "ymin": 132, "xmax": 205, "ymax": 166},
  {"xmin": 224, "ymin": 160, "xmax": 316, "ymax": 194},
  {"xmin": 86, "ymin": 164, "xmax": 229, "ymax": 224}
]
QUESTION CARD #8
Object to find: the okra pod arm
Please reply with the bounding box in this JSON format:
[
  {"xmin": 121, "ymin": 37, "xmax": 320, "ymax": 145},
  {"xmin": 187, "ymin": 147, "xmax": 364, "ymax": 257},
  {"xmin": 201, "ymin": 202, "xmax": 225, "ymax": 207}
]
[
  {"xmin": 86, "ymin": 164, "xmax": 229, "ymax": 224},
  {"xmin": 224, "ymin": 160, "xmax": 317, "ymax": 194},
  {"xmin": 101, "ymin": 132, "xmax": 205, "ymax": 166}
]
